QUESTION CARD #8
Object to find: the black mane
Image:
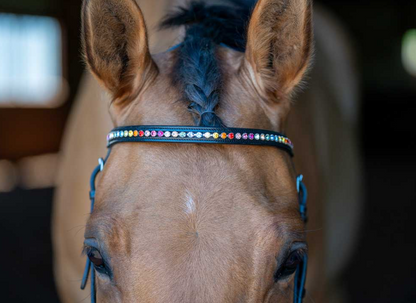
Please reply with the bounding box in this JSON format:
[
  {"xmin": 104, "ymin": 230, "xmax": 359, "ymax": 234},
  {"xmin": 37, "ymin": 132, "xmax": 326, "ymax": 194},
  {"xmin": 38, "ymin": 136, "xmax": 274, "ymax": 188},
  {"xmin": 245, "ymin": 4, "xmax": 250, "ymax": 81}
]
[{"xmin": 160, "ymin": 0, "xmax": 256, "ymax": 127}]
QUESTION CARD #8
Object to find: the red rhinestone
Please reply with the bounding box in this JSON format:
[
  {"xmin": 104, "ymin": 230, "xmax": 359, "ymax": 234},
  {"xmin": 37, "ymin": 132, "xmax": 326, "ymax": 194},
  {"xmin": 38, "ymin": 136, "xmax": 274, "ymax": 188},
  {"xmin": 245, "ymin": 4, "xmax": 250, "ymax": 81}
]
[
  {"xmin": 139, "ymin": 130, "xmax": 144, "ymax": 137},
  {"xmin": 228, "ymin": 133, "xmax": 234, "ymax": 140}
]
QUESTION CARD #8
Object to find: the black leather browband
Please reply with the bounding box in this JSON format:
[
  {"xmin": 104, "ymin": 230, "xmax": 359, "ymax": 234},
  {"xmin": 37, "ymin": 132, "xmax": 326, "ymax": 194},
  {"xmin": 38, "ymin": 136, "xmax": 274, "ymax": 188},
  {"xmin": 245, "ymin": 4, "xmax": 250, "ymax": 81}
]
[{"xmin": 107, "ymin": 125, "xmax": 294, "ymax": 156}]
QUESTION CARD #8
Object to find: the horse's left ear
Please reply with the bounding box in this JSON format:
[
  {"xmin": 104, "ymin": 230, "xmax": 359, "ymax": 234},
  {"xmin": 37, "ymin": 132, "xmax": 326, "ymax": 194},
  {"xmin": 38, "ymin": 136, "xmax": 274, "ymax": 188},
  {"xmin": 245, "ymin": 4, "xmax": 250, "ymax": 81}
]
[
  {"xmin": 82, "ymin": 0, "xmax": 157, "ymax": 101},
  {"xmin": 244, "ymin": 0, "xmax": 313, "ymax": 99}
]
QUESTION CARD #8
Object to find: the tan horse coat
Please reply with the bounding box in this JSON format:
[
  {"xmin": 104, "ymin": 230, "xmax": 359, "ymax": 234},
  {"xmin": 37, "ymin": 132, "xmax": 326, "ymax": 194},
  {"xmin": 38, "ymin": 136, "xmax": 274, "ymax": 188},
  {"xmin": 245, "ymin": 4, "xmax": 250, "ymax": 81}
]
[{"xmin": 52, "ymin": 1, "xmax": 361, "ymax": 302}]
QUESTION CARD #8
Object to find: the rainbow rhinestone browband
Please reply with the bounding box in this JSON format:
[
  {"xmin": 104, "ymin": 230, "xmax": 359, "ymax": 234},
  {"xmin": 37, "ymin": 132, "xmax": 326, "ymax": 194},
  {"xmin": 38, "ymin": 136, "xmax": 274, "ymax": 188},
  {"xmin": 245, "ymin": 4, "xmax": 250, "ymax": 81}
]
[{"xmin": 107, "ymin": 125, "xmax": 294, "ymax": 156}]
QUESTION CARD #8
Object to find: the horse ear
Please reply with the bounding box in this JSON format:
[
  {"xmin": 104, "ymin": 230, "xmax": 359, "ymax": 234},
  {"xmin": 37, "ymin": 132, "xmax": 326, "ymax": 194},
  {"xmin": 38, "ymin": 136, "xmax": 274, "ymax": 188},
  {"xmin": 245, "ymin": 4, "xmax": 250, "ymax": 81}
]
[
  {"xmin": 244, "ymin": 0, "xmax": 313, "ymax": 99},
  {"xmin": 82, "ymin": 0, "xmax": 157, "ymax": 101}
]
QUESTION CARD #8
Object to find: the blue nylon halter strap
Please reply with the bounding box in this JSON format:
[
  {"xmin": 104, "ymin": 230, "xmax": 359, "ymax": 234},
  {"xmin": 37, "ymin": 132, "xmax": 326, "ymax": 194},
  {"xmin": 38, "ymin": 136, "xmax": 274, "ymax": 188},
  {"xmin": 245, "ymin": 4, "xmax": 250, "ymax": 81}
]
[
  {"xmin": 81, "ymin": 126, "xmax": 308, "ymax": 303},
  {"xmin": 81, "ymin": 150, "xmax": 111, "ymax": 302},
  {"xmin": 295, "ymin": 175, "xmax": 308, "ymax": 303}
]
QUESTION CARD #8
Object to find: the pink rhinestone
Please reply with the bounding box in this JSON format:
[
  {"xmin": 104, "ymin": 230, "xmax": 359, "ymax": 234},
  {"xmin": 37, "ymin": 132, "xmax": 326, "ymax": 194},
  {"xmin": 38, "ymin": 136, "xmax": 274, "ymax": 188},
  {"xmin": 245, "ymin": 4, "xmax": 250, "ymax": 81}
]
[
  {"xmin": 151, "ymin": 131, "xmax": 157, "ymax": 137},
  {"xmin": 235, "ymin": 133, "xmax": 242, "ymax": 140},
  {"xmin": 242, "ymin": 133, "xmax": 248, "ymax": 140},
  {"xmin": 249, "ymin": 133, "xmax": 254, "ymax": 140},
  {"xmin": 158, "ymin": 131, "xmax": 164, "ymax": 137}
]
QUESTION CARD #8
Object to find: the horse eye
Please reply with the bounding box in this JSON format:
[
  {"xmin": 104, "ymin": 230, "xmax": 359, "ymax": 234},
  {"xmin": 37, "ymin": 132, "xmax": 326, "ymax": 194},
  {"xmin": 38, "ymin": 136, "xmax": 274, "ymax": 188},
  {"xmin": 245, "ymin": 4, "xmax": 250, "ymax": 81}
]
[
  {"xmin": 87, "ymin": 248, "xmax": 105, "ymax": 268},
  {"xmin": 274, "ymin": 250, "xmax": 304, "ymax": 281}
]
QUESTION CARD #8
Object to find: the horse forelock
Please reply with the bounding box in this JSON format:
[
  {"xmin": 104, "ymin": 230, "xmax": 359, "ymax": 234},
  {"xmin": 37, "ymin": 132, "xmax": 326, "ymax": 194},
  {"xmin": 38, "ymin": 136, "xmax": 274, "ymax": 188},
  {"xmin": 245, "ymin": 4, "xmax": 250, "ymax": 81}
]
[{"xmin": 160, "ymin": 0, "xmax": 256, "ymax": 127}]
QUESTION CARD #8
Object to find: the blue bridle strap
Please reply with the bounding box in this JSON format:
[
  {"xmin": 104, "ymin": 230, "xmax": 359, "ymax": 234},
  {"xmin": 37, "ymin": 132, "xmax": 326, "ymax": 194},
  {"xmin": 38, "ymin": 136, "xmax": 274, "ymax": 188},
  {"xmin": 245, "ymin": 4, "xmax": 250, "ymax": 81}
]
[
  {"xmin": 80, "ymin": 162, "xmax": 100, "ymax": 302},
  {"xmin": 294, "ymin": 254, "xmax": 308, "ymax": 303},
  {"xmin": 297, "ymin": 175, "xmax": 308, "ymax": 223},
  {"xmin": 80, "ymin": 149, "xmax": 111, "ymax": 303},
  {"xmin": 294, "ymin": 175, "xmax": 308, "ymax": 303}
]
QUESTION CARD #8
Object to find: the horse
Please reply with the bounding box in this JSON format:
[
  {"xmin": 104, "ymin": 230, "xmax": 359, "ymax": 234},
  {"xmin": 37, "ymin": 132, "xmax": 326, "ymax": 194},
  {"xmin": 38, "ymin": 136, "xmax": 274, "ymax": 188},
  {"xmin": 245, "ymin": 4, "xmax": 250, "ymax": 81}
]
[{"xmin": 52, "ymin": 0, "xmax": 362, "ymax": 302}]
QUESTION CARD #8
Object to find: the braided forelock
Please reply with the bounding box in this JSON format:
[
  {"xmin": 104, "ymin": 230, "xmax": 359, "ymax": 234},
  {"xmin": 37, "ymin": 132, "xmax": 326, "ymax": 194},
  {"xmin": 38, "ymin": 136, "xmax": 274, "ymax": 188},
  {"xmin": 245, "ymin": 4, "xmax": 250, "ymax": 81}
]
[
  {"xmin": 177, "ymin": 25, "xmax": 224, "ymax": 127},
  {"xmin": 162, "ymin": 0, "xmax": 257, "ymax": 127}
]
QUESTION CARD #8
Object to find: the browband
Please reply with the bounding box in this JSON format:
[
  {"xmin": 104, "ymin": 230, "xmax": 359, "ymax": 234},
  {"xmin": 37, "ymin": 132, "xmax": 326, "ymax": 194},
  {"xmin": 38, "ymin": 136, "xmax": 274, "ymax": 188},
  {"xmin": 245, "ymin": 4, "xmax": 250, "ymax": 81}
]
[{"xmin": 107, "ymin": 125, "xmax": 294, "ymax": 156}]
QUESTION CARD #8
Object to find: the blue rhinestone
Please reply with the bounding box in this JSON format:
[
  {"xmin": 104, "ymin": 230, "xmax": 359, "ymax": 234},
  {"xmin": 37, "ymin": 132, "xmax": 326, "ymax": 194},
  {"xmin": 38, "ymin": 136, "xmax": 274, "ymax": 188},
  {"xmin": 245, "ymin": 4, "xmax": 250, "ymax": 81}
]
[
  {"xmin": 179, "ymin": 132, "xmax": 186, "ymax": 138},
  {"xmin": 270, "ymin": 135, "xmax": 275, "ymax": 141},
  {"xmin": 265, "ymin": 134, "xmax": 270, "ymax": 141}
]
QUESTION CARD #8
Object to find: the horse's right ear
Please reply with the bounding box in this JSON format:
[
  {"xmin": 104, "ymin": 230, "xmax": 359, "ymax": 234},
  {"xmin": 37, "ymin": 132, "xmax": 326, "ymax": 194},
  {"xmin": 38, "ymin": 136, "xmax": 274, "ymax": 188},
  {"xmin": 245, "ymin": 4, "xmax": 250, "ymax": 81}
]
[
  {"xmin": 244, "ymin": 0, "xmax": 313, "ymax": 100},
  {"xmin": 82, "ymin": 0, "xmax": 157, "ymax": 101}
]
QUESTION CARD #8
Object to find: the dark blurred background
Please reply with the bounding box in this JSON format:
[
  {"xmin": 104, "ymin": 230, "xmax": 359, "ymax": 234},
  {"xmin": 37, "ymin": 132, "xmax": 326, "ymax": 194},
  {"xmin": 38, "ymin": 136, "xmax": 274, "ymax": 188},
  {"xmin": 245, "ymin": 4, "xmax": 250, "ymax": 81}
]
[{"xmin": 0, "ymin": 0, "xmax": 415, "ymax": 302}]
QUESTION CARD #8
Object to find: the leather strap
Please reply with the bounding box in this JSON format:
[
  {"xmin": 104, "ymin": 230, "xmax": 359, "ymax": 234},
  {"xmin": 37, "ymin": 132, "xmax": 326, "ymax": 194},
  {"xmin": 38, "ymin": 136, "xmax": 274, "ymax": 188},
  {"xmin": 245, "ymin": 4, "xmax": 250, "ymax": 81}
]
[{"xmin": 107, "ymin": 125, "xmax": 294, "ymax": 156}]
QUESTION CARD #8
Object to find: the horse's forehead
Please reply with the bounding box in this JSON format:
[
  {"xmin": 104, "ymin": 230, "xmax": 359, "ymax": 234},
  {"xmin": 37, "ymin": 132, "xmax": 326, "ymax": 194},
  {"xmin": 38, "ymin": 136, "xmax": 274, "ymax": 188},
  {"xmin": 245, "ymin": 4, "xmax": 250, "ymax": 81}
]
[
  {"xmin": 92, "ymin": 143, "xmax": 299, "ymax": 241},
  {"xmin": 98, "ymin": 142, "xmax": 295, "ymax": 202}
]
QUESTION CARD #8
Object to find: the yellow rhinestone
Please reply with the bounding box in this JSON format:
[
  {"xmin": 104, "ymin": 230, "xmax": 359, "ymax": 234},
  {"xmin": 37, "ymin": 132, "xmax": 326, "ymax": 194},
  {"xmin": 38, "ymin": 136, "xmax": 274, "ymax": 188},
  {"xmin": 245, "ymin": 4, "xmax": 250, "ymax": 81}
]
[
  {"xmin": 129, "ymin": 130, "xmax": 133, "ymax": 137},
  {"xmin": 213, "ymin": 132, "xmax": 219, "ymax": 139}
]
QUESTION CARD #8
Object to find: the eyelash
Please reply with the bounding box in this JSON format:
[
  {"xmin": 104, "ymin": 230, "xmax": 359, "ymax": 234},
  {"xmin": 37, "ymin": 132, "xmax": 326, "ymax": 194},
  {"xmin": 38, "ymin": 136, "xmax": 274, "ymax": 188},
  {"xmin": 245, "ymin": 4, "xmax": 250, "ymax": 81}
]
[
  {"xmin": 83, "ymin": 246, "xmax": 112, "ymax": 277},
  {"xmin": 274, "ymin": 249, "xmax": 306, "ymax": 282},
  {"xmin": 82, "ymin": 245, "xmax": 92, "ymax": 256}
]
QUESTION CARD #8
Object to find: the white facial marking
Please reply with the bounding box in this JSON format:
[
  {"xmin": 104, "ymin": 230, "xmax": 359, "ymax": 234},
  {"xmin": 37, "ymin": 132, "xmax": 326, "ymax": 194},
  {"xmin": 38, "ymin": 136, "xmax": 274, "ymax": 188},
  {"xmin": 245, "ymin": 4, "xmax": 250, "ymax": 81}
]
[{"xmin": 185, "ymin": 191, "xmax": 196, "ymax": 215}]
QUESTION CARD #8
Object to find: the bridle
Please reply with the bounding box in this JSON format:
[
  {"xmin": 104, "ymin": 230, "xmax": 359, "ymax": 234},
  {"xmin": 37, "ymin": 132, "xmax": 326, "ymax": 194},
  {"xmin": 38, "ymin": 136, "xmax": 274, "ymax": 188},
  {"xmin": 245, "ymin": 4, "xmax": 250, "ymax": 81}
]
[{"xmin": 80, "ymin": 125, "xmax": 308, "ymax": 303}]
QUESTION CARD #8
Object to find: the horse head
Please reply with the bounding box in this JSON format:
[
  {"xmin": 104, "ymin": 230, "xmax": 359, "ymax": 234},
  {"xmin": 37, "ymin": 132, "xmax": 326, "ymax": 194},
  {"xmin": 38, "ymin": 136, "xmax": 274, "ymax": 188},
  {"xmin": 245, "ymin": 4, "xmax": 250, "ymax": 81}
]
[{"xmin": 81, "ymin": 0, "xmax": 312, "ymax": 301}]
